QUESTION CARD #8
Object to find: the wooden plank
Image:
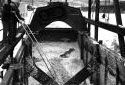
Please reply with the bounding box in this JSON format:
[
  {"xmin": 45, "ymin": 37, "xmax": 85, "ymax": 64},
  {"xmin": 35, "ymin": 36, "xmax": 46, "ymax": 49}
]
[
  {"xmin": 1, "ymin": 43, "xmax": 25, "ymax": 85},
  {"xmin": 25, "ymin": 55, "xmax": 59, "ymax": 85},
  {"xmin": 99, "ymin": 45, "xmax": 125, "ymax": 82},
  {"xmin": 64, "ymin": 65, "xmax": 93, "ymax": 85},
  {"xmin": 0, "ymin": 29, "xmax": 25, "ymax": 65},
  {"xmin": 15, "ymin": 45, "xmax": 25, "ymax": 62},
  {"xmin": 31, "ymin": 66, "xmax": 59, "ymax": 85},
  {"xmin": 83, "ymin": 33, "xmax": 125, "ymax": 84},
  {"xmin": 1, "ymin": 69, "xmax": 14, "ymax": 85},
  {"xmin": 85, "ymin": 18, "xmax": 125, "ymax": 36},
  {"xmin": 83, "ymin": 33, "xmax": 100, "ymax": 85},
  {"xmin": 23, "ymin": 39, "xmax": 59, "ymax": 85},
  {"xmin": 113, "ymin": 0, "xmax": 125, "ymax": 58},
  {"xmin": 63, "ymin": 33, "xmax": 100, "ymax": 85},
  {"xmin": 95, "ymin": 0, "xmax": 100, "ymax": 41},
  {"xmin": 88, "ymin": 0, "xmax": 92, "ymax": 36}
]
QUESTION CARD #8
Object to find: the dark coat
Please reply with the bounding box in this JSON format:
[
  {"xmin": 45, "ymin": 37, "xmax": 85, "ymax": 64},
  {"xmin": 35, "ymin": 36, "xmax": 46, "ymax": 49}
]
[
  {"xmin": 2, "ymin": 3, "xmax": 24, "ymax": 22},
  {"xmin": 2, "ymin": 4, "xmax": 11, "ymax": 21}
]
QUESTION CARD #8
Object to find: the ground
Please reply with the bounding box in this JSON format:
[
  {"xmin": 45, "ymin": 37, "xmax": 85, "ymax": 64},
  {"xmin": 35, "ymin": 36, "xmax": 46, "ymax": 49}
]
[{"xmin": 31, "ymin": 40, "xmax": 84, "ymax": 85}]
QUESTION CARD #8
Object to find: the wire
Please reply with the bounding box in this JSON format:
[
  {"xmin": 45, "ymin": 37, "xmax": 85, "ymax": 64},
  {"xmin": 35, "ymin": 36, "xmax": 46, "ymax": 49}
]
[
  {"xmin": 22, "ymin": 23, "xmax": 55, "ymax": 79},
  {"xmin": 14, "ymin": 13, "xmax": 54, "ymax": 78},
  {"xmin": 14, "ymin": 12, "xmax": 59, "ymax": 81},
  {"xmin": 25, "ymin": 21, "xmax": 61, "ymax": 82},
  {"xmin": 25, "ymin": 24, "xmax": 58, "ymax": 78}
]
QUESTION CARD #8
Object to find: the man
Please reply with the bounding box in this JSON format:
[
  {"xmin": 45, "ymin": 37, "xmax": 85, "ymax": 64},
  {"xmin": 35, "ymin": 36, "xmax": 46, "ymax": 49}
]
[
  {"xmin": 1, "ymin": 0, "xmax": 10, "ymax": 44},
  {"xmin": 2, "ymin": 0, "xmax": 24, "ymax": 44}
]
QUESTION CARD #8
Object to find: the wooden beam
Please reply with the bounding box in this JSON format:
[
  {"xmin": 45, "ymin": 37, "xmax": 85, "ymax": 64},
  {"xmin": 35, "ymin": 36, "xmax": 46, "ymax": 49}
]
[
  {"xmin": 88, "ymin": 0, "xmax": 92, "ymax": 36},
  {"xmin": 85, "ymin": 18, "xmax": 125, "ymax": 36},
  {"xmin": 113, "ymin": 0, "xmax": 125, "ymax": 84},
  {"xmin": 31, "ymin": 66, "xmax": 59, "ymax": 85},
  {"xmin": 94, "ymin": 0, "xmax": 100, "ymax": 41},
  {"xmin": 24, "ymin": 39, "xmax": 59, "ymax": 85},
  {"xmin": 0, "ymin": 29, "xmax": 25, "ymax": 65},
  {"xmin": 15, "ymin": 45, "xmax": 25, "ymax": 62},
  {"xmin": 83, "ymin": 33, "xmax": 125, "ymax": 84},
  {"xmin": 1, "ymin": 69, "xmax": 14, "ymax": 85},
  {"xmin": 64, "ymin": 65, "xmax": 93, "ymax": 85},
  {"xmin": 1, "ymin": 44, "xmax": 25, "ymax": 85},
  {"xmin": 113, "ymin": 0, "xmax": 125, "ymax": 58}
]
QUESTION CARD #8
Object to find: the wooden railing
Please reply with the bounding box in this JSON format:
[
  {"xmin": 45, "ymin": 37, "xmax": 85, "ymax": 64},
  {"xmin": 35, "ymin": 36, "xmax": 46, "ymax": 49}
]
[
  {"xmin": 0, "ymin": 28, "xmax": 26, "ymax": 85},
  {"xmin": 82, "ymin": 33, "xmax": 125, "ymax": 85}
]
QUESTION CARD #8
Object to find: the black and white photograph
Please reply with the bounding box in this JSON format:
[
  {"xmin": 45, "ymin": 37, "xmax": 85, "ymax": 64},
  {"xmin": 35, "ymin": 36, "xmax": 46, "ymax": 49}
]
[{"xmin": 0, "ymin": 0, "xmax": 125, "ymax": 85}]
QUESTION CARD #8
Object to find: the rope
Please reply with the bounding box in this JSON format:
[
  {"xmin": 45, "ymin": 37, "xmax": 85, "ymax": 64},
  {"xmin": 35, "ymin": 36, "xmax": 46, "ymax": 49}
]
[
  {"xmin": 14, "ymin": 12, "xmax": 56, "ymax": 80},
  {"xmin": 0, "ymin": 29, "xmax": 3, "ymax": 31},
  {"xmin": 24, "ymin": 23, "xmax": 60, "ymax": 82},
  {"xmin": 22, "ymin": 23, "xmax": 55, "ymax": 80}
]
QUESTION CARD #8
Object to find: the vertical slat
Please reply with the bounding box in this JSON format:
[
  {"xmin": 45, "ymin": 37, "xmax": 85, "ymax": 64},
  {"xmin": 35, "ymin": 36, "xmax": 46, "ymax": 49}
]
[
  {"xmin": 88, "ymin": 0, "xmax": 92, "ymax": 36},
  {"xmin": 104, "ymin": 57, "xmax": 108, "ymax": 85},
  {"xmin": 113, "ymin": 1, "xmax": 125, "ymax": 84},
  {"xmin": 78, "ymin": 32, "xmax": 84, "ymax": 60},
  {"xmin": 10, "ymin": 48, "xmax": 15, "ymax": 85},
  {"xmin": 32, "ymin": 0, "xmax": 33, "ymax": 5},
  {"xmin": 113, "ymin": 0, "xmax": 125, "ymax": 58},
  {"xmin": 94, "ymin": 1, "xmax": 100, "ymax": 85},
  {"xmin": 0, "ymin": 0, "xmax": 2, "ymax": 7},
  {"xmin": 23, "ymin": 41, "xmax": 29, "ymax": 85},
  {"xmin": 93, "ymin": 44, "xmax": 101, "ymax": 85},
  {"xmin": 9, "ymin": 1, "xmax": 18, "ymax": 84},
  {"xmin": 94, "ymin": 0, "xmax": 100, "ymax": 41},
  {"xmin": 1, "ymin": 69, "xmax": 14, "ymax": 85}
]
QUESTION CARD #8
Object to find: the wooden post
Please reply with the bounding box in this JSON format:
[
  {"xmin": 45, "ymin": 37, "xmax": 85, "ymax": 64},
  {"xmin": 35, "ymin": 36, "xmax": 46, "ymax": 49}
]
[
  {"xmin": 94, "ymin": 0, "xmax": 100, "ymax": 41},
  {"xmin": 10, "ymin": 48, "xmax": 16, "ymax": 85},
  {"xmin": 23, "ymin": 41, "xmax": 29, "ymax": 85},
  {"xmin": 31, "ymin": 0, "xmax": 33, "ymax": 5},
  {"xmin": 113, "ymin": 0, "xmax": 125, "ymax": 58},
  {"xmin": 113, "ymin": 0, "xmax": 125, "ymax": 84},
  {"xmin": 88, "ymin": 0, "xmax": 92, "ymax": 36},
  {"xmin": 0, "ymin": 0, "xmax": 2, "ymax": 7},
  {"xmin": 78, "ymin": 31, "xmax": 84, "ymax": 60}
]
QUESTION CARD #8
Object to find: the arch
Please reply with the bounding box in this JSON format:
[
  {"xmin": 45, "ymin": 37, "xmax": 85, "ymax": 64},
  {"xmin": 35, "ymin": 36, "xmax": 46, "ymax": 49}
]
[
  {"xmin": 29, "ymin": 2, "xmax": 87, "ymax": 32},
  {"xmin": 45, "ymin": 21, "xmax": 72, "ymax": 28}
]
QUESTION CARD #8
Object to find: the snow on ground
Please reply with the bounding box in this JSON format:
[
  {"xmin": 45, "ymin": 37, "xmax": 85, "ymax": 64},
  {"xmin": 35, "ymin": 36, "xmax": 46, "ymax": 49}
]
[
  {"xmin": 32, "ymin": 41, "xmax": 83, "ymax": 85},
  {"xmin": 81, "ymin": 11, "xmax": 125, "ymax": 49}
]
